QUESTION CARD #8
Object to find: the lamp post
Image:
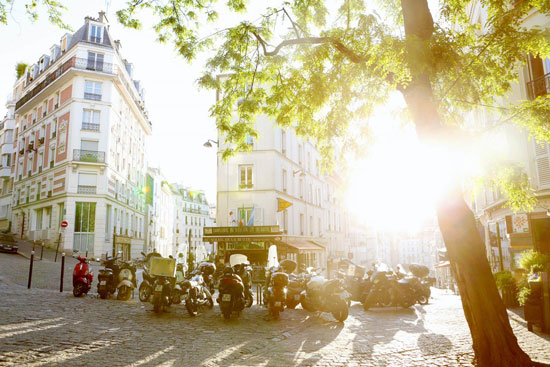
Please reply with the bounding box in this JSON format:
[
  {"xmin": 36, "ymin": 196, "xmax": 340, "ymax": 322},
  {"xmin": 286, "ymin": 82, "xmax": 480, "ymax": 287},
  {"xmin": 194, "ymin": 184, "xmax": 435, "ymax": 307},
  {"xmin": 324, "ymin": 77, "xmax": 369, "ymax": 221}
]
[{"xmin": 203, "ymin": 139, "xmax": 219, "ymax": 148}]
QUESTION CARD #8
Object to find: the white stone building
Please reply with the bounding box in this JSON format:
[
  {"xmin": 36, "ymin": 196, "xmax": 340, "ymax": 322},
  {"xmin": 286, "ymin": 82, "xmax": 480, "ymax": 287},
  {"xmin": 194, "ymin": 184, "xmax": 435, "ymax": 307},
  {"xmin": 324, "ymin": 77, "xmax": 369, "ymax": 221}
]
[
  {"xmin": 10, "ymin": 13, "xmax": 151, "ymax": 259},
  {"xmin": 0, "ymin": 95, "xmax": 15, "ymax": 231},
  {"xmin": 466, "ymin": 3, "xmax": 550, "ymax": 268},
  {"xmin": 213, "ymin": 113, "xmax": 356, "ymax": 270}
]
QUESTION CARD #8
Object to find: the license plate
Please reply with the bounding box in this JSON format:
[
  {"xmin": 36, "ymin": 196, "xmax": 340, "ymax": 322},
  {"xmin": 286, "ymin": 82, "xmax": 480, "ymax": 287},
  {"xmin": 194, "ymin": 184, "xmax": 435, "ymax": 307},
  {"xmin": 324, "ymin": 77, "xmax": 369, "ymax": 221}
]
[
  {"xmin": 222, "ymin": 294, "xmax": 231, "ymax": 301},
  {"xmin": 274, "ymin": 301, "xmax": 282, "ymax": 307},
  {"xmin": 100, "ymin": 281, "xmax": 106, "ymax": 285},
  {"xmin": 294, "ymin": 294, "xmax": 300, "ymax": 300},
  {"xmin": 155, "ymin": 285, "xmax": 163, "ymax": 291}
]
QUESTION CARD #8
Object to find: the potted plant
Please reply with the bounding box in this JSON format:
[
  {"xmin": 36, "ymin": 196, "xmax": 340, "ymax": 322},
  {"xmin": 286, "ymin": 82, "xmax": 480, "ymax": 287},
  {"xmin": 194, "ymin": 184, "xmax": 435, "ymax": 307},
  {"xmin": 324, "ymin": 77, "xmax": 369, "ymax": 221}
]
[
  {"xmin": 516, "ymin": 250, "xmax": 550, "ymax": 331},
  {"xmin": 494, "ymin": 271, "xmax": 517, "ymax": 307}
]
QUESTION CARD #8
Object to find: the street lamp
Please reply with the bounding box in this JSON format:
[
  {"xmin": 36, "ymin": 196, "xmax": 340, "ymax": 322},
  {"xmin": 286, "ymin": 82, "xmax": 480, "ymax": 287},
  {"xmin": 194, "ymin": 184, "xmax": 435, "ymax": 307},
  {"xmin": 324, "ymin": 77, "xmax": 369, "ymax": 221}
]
[{"xmin": 203, "ymin": 139, "xmax": 219, "ymax": 148}]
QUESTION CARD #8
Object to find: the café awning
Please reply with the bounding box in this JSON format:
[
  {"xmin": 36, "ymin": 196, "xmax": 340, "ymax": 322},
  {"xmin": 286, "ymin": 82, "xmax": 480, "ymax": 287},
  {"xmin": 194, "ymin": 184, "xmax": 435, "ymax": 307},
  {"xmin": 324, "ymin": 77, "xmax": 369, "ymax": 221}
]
[{"xmin": 275, "ymin": 238, "xmax": 325, "ymax": 253}]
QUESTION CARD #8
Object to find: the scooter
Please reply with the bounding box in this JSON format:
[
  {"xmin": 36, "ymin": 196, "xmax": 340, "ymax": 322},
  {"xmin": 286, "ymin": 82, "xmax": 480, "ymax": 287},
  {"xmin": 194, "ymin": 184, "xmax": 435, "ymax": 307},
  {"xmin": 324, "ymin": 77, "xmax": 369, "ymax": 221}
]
[
  {"xmin": 73, "ymin": 256, "xmax": 93, "ymax": 297},
  {"xmin": 184, "ymin": 270, "xmax": 214, "ymax": 316},
  {"xmin": 217, "ymin": 254, "xmax": 249, "ymax": 320},
  {"xmin": 300, "ymin": 275, "xmax": 350, "ymax": 322}
]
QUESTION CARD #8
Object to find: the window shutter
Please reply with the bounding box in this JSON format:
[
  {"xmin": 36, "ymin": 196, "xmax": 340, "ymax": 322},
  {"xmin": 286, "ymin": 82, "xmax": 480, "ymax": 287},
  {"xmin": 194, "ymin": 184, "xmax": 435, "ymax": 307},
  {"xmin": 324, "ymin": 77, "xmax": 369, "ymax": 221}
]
[
  {"xmin": 535, "ymin": 141, "xmax": 550, "ymax": 188},
  {"xmin": 254, "ymin": 208, "xmax": 263, "ymax": 226},
  {"xmin": 78, "ymin": 173, "xmax": 97, "ymax": 186}
]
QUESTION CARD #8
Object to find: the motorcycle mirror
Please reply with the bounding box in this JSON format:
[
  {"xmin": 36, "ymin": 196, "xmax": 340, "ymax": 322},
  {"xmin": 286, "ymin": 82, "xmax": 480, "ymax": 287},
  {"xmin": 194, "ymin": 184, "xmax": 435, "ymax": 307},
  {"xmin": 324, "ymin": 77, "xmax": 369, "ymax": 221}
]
[{"xmin": 141, "ymin": 252, "xmax": 146, "ymax": 256}]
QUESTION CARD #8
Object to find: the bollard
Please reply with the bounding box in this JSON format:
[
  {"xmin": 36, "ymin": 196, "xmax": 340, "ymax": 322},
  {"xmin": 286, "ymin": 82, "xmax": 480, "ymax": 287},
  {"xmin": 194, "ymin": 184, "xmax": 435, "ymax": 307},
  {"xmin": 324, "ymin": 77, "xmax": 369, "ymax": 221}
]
[
  {"xmin": 86, "ymin": 250, "xmax": 88, "ymax": 258},
  {"xmin": 27, "ymin": 251, "xmax": 35, "ymax": 289},
  {"xmin": 60, "ymin": 253, "xmax": 65, "ymax": 292},
  {"xmin": 40, "ymin": 244, "xmax": 44, "ymax": 260}
]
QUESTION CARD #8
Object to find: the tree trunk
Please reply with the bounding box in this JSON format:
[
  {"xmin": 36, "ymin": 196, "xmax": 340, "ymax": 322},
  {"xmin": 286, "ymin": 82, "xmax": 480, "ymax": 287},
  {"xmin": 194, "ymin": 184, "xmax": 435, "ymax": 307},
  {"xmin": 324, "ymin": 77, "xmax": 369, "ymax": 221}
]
[{"xmin": 400, "ymin": 1, "xmax": 540, "ymax": 365}]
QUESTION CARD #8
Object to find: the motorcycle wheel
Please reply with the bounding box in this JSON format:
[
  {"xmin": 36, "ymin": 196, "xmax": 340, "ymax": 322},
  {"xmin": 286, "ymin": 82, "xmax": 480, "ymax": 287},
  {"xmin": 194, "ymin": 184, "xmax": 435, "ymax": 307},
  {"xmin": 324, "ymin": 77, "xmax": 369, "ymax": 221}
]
[
  {"xmin": 222, "ymin": 309, "xmax": 231, "ymax": 320},
  {"xmin": 138, "ymin": 283, "xmax": 151, "ymax": 302},
  {"xmin": 185, "ymin": 296, "xmax": 198, "ymax": 317},
  {"xmin": 152, "ymin": 294, "xmax": 162, "ymax": 313},
  {"xmin": 206, "ymin": 295, "xmax": 214, "ymax": 309},
  {"xmin": 172, "ymin": 294, "xmax": 182, "ymax": 305},
  {"xmin": 286, "ymin": 300, "xmax": 298, "ymax": 309},
  {"xmin": 270, "ymin": 307, "xmax": 280, "ymax": 320},
  {"xmin": 245, "ymin": 293, "xmax": 253, "ymax": 308},
  {"xmin": 331, "ymin": 298, "xmax": 349, "ymax": 322},
  {"xmin": 418, "ymin": 295, "xmax": 429, "ymax": 305},
  {"xmin": 300, "ymin": 295, "xmax": 314, "ymax": 312},
  {"xmin": 99, "ymin": 290, "xmax": 108, "ymax": 299},
  {"xmin": 73, "ymin": 283, "xmax": 85, "ymax": 297},
  {"xmin": 117, "ymin": 286, "xmax": 132, "ymax": 301}
]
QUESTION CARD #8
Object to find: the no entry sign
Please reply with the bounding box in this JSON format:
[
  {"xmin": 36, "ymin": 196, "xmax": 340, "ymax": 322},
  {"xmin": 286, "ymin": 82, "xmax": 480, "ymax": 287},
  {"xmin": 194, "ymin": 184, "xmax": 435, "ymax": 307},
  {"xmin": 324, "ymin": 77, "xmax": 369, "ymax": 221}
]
[{"xmin": 61, "ymin": 221, "xmax": 68, "ymax": 228}]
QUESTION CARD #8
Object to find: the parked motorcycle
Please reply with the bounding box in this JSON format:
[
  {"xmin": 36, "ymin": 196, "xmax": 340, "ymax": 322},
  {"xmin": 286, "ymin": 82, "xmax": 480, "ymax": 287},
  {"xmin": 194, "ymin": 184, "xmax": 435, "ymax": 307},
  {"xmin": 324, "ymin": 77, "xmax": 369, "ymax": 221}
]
[
  {"xmin": 150, "ymin": 256, "xmax": 177, "ymax": 314},
  {"xmin": 337, "ymin": 260, "xmax": 370, "ymax": 305},
  {"xmin": 233, "ymin": 262, "xmax": 254, "ymax": 307},
  {"xmin": 184, "ymin": 270, "xmax": 214, "ymax": 316},
  {"xmin": 116, "ymin": 260, "xmax": 136, "ymax": 301},
  {"xmin": 300, "ymin": 274, "xmax": 350, "ymax": 322},
  {"xmin": 199, "ymin": 262, "xmax": 216, "ymax": 295},
  {"xmin": 97, "ymin": 256, "xmax": 120, "ymax": 299},
  {"xmin": 217, "ymin": 254, "xmax": 249, "ymax": 320},
  {"xmin": 73, "ymin": 256, "xmax": 93, "ymax": 297},
  {"xmin": 138, "ymin": 251, "xmax": 163, "ymax": 302},
  {"xmin": 171, "ymin": 263, "xmax": 188, "ymax": 304},
  {"xmin": 362, "ymin": 265, "xmax": 417, "ymax": 310}
]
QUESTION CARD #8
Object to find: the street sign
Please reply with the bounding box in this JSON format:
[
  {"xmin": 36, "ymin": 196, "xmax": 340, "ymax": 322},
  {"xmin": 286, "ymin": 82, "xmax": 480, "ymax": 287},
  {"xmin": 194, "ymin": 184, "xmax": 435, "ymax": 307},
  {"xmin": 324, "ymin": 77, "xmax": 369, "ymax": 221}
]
[{"xmin": 61, "ymin": 221, "xmax": 68, "ymax": 228}]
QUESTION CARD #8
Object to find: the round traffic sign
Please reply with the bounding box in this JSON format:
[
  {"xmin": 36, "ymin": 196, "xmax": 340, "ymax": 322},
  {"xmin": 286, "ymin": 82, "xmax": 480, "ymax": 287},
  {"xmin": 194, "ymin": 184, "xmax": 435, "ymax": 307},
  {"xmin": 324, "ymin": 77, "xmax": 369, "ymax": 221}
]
[{"xmin": 61, "ymin": 221, "xmax": 68, "ymax": 228}]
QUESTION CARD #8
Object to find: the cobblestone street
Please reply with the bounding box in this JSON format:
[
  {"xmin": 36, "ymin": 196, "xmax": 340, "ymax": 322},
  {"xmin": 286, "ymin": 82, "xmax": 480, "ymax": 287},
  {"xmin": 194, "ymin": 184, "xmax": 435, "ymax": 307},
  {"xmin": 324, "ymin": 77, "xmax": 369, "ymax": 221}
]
[{"xmin": 1, "ymin": 254, "xmax": 550, "ymax": 367}]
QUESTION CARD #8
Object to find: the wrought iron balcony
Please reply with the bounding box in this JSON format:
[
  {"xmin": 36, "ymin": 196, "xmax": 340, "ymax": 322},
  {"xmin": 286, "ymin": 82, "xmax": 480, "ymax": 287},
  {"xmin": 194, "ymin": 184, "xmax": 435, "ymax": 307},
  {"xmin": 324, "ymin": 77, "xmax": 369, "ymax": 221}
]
[
  {"xmin": 78, "ymin": 185, "xmax": 97, "ymax": 194},
  {"xmin": 73, "ymin": 149, "xmax": 105, "ymax": 163},
  {"xmin": 82, "ymin": 123, "xmax": 100, "ymax": 131},
  {"xmin": 16, "ymin": 57, "xmax": 114, "ymax": 110},
  {"xmin": 526, "ymin": 73, "xmax": 550, "ymax": 100},
  {"xmin": 84, "ymin": 92, "xmax": 102, "ymax": 101}
]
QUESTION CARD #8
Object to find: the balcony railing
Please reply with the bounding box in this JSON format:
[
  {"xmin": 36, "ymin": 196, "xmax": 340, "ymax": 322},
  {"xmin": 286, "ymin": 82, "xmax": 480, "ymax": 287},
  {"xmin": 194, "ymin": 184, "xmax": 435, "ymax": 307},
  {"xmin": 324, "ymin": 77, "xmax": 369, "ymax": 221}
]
[
  {"xmin": 82, "ymin": 123, "xmax": 100, "ymax": 131},
  {"xmin": 527, "ymin": 73, "xmax": 550, "ymax": 100},
  {"xmin": 78, "ymin": 185, "xmax": 97, "ymax": 194},
  {"xmin": 84, "ymin": 92, "xmax": 101, "ymax": 101},
  {"xmin": 16, "ymin": 57, "xmax": 114, "ymax": 110},
  {"xmin": 73, "ymin": 149, "xmax": 105, "ymax": 163}
]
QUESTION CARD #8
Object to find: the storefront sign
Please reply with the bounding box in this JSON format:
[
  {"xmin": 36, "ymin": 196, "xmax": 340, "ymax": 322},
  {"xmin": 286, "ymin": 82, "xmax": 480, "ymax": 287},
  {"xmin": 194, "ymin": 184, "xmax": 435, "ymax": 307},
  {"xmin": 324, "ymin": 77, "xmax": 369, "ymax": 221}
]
[{"xmin": 204, "ymin": 225, "xmax": 281, "ymax": 236}]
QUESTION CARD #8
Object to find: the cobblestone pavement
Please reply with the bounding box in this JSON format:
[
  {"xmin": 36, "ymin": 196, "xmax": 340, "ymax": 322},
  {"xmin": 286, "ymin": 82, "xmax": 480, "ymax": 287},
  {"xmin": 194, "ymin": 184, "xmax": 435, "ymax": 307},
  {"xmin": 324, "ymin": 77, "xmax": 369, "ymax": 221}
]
[{"xmin": 1, "ymin": 270, "xmax": 549, "ymax": 366}]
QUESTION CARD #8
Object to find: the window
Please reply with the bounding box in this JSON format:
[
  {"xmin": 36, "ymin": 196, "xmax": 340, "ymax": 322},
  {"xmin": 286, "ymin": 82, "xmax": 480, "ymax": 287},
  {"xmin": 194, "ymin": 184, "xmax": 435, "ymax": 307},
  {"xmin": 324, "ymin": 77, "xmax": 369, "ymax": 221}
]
[
  {"xmin": 84, "ymin": 81, "xmax": 102, "ymax": 101},
  {"xmin": 238, "ymin": 207, "xmax": 253, "ymax": 226},
  {"xmin": 282, "ymin": 169, "xmax": 287, "ymax": 193},
  {"xmin": 87, "ymin": 52, "xmax": 104, "ymax": 71},
  {"xmin": 282, "ymin": 210, "xmax": 288, "ymax": 233},
  {"xmin": 90, "ymin": 25, "xmax": 102, "ymax": 43},
  {"xmin": 310, "ymin": 216, "xmax": 313, "ymax": 236},
  {"xmin": 81, "ymin": 140, "xmax": 99, "ymax": 151},
  {"xmin": 73, "ymin": 202, "xmax": 96, "ymax": 253},
  {"xmin": 36, "ymin": 208, "xmax": 43, "ymax": 230},
  {"xmin": 281, "ymin": 130, "xmax": 286, "ymax": 154},
  {"xmin": 82, "ymin": 109, "xmax": 100, "ymax": 131},
  {"xmin": 239, "ymin": 165, "xmax": 253, "ymax": 189},
  {"xmin": 78, "ymin": 173, "xmax": 97, "ymax": 194},
  {"xmin": 245, "ymin": 134, "xmax": 254, "ymax": 146}
]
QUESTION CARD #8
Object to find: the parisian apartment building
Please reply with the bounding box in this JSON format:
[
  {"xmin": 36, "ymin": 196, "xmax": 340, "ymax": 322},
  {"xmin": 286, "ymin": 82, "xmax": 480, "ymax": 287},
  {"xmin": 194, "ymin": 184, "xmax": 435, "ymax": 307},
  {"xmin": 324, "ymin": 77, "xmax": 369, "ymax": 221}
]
[
  {"xmin": 467, "ymin": 2, "xmax": 550, "ymax": 270},
  {"xmin": 8, "ymin": 12, "xmax": 152, "ymax": 259},
  {"xmin": 145, "ymin": 167, "xmax": 214, "ymax": 262},
  {"xmin": 0, "ymin": 97, "xmax": 15, "ymax": 231},
  {"xmin": 215, "ymin": 112, "xmax": 372, "ymax": 270}
]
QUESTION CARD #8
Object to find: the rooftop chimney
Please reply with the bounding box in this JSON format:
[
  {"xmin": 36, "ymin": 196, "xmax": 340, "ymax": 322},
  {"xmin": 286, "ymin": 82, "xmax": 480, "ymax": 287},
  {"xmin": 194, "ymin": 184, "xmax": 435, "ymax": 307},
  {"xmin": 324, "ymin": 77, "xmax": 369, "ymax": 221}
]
[{"xmin": 99, "ymin": 11, "xmax": 106, "ymax": 23}]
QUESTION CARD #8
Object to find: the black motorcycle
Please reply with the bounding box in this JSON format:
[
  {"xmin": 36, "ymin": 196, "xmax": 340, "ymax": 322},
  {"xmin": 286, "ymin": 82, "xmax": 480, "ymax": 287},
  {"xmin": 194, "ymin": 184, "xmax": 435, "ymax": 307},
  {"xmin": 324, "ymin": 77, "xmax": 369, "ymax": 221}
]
[
  {"xmin": 363, "ymin": 268, "xmax": 417, "ymax": 310},
  {"xmin": 184, "ymin": 271, "xmax": 214, "ymax": 316},
  {"xmin": 300, "ymin": 274, "xmax": 350, "ymax": 322},
  {"xmin": 233, "ymin": 263, "xmax": 254, "ymax": 308},
  {"xmin": 217, "ymin": 266, "xmax": 246, "ymax": 320},
  {"xmin": 98, "ymin": 255, "xmax": 134, "ymax": 300},
  {"xmin": 149, "ymin": 257, "xmax": 177, "ymax": 314},
  {"xmin": 138, "ymin": 251, "xmax": 163, "ymax": 302}
]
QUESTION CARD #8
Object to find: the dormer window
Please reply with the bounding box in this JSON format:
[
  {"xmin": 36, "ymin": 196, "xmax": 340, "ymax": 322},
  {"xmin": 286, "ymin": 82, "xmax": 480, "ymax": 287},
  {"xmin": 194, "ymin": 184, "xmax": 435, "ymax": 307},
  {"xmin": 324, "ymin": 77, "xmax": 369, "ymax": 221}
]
[
  {"xmin": 90, "ymin": 24, "xmax": 102, "ymax": 43},
  {"xmin": 61, "ymin": 36, "xmax": 67, "ymax": 52}
]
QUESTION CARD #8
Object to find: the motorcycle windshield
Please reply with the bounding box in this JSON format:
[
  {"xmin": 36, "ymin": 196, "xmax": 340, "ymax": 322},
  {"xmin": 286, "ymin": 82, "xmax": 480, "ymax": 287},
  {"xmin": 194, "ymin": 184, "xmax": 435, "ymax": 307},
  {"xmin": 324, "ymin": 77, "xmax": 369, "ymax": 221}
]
[{"xmin": 229, "ymin": 254, "xmax": 248, "ymax": 267}]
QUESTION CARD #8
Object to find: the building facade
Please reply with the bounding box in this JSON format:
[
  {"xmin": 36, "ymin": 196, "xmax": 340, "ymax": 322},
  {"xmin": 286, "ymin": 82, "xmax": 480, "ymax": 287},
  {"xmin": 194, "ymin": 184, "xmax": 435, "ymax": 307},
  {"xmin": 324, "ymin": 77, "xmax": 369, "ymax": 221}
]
[
  {"xmin": 0, "ymin": 96, "xmax": 15, "ymax": 231},
  {"xmin": 10, "ymin": 13, "xmax": 151, "ymax": 259},
  {"xmin": 467, "ymin": 3, "xmax": 550, "ymax": 270},
  {"xmin": 213, "ymin": 113, "xmax": 358, "ymax": 269}
]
